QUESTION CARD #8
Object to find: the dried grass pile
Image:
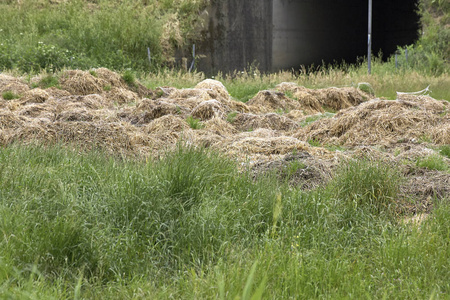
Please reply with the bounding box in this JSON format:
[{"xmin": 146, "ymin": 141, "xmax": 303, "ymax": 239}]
[
  {"xmin": 276, "ymin": 82, "xmax": 370, "ymax": 112},
  {"xmin": 232, "ymin": 113, "xmax": 299, "ymax": 132},
  {"xmin": 9, "ymin": 121, "xmax": 153, "ymax": 157},
  {"xmin": 95, "ymin": 68, "xmax": 127, "ymax": 89},
  {"xmin": 0, "ymin": 74, "xmax": 30, "ymax": 95},
  {"xmin": 247, "ymin": 90, "xmax": 301, "ymax": 113},
  {"xmin": 59, "ymin": 70, "xmax": 108, "ymax": 95},
  {"xmin": 194, "ymin": 79, "xmax": 230, "ymax": 101},
  {"xmin": 105, "ymin": 87, "xmax": 139, "ymax": 104},
  {"xmin": 203, "ymin": 117, "xmax": 237, "ymax": 136},
  {"xmin": 218, "ymin": 129, "xmax": 309, "ymax": 157},
  {"xmin": 191, "ymin": 100, "xmax": 230, "ymax": 120},
  {"xmin": 20, "ymin": 88, "xmax": 50, "ymax": 104},
  {"xmin": 296, "ymin": 96, "xmax": 449, "ymax": 146},
  {"xmin": 145, "ymin": 115, "xmax": 190, "ymax": 133},
  {"xmin": 131, "ymin": 99, "xmax": 188, "ymax": 124}
]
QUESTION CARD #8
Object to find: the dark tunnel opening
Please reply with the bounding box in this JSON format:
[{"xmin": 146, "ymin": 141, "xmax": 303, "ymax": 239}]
[
  {"xmin": 197, "ymin": 0, "xmax": 421, "ymax": 73},
  {"xmin": 272, "ymin": 0, "xmax": 421, "ymax": 71}
]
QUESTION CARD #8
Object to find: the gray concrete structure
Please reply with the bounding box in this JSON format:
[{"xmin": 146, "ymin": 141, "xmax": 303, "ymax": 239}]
[{"xmin": 197, "ymin": 0, "xmax": 419, "ymax": 74}]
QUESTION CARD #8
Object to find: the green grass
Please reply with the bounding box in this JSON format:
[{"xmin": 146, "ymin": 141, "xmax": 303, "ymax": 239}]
[
  {"xmin": 0, "ymin": 144, "xmax": 448, "ymax": 298},
  {"xmin": 186, "ymin": 115, "xmax": 204, "ymax": 129},
  {"xmin": 416, "ymin": 154, "xmax": 449, "ymax": 171},
  {"xmin": 439, "ymin": 145, "xmax": 450, "ymax": 158},
  {"xmin": 0, "ymin": 0, "xmax": 208, "ymax": 72},
  {"xmin": 330, "ymin": 158, "xmax": 403, "ymax": 215},
  {"xmin": 1, "ymin": 91, "xmax": 20, "ymax": 100}
]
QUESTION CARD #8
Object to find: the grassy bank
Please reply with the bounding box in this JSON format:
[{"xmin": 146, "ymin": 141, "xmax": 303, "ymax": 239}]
[
  {"xmin": 141, "ymin": 63, "xmax": 450, "ymax": 101},
  {"xmin": 0, "ymin": 0, "xmax": 208, "ymax": 72},
  {"xmin": 0, "ymin": 144, "xmax": 449, "ymax": 299}
]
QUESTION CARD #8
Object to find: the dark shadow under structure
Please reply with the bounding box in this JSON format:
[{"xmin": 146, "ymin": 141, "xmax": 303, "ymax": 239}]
[{"xmin": 197, "ymin": 0, "xmax": 420, "ymax": 73}]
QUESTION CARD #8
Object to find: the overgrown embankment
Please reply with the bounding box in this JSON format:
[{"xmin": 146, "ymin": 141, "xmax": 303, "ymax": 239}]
[{"xmin": 0, "ymin": 0, "xmax": 209, "ymax": 72}]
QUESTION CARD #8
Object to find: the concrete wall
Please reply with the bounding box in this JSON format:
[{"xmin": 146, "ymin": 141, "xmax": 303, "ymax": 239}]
[
  {"xmin": 198, "ymin": 0, "xmax": 419, "ymax": 73},
  {"xmin": 197, "ymin": 0, "xmax": 273, "ymax": 74}
]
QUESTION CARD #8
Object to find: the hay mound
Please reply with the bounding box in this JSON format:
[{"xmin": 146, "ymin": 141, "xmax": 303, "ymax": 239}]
[
  {"xmin": 0, "ymin": 74, "xmax": 30, "ymax": 95},
  {"xmin": 285, "ymin": 110, "xmax": 305, "ymax": 121},
  {"xmin": 56, "ymin": 108, "xmax": 95, "ymax": 122},
  {"xmin": 296, "ymin": 96, "xmax": 449, "ymax": 146},
  {"xmin": 203, "ymin": 117, "xmax": 237, "ymax": 136},
  {"xmin": 313, "ymin": 87, "xmax": 368, "ymax": 111},
  {"xmin": 105, "ymin": 87, "xmax": 139, "ymax": 104},
  {"xmin": 60, "ymin": 70, "xmax": 108, "ymax": 95},
  {"xmin": 195, "ymin": 79, "xmax": 230, "ymax": 101},
  {"xmin": 95, "ymin": 68, "xmax": 127, "ymax": 89},
  {"xmin": 45, "ymin": 87, "xmax": 71, "ymax": 99},
  {"xmin": 164, "ymin": 88, "xmax": 214, "ymax": 109},
  {"xmin": 145, "ymin": 115, "xmax": 190, "ymax": 133},
  {"xmin": 191, "ymin": 99, "xmax": 229, "ymax": 120},
  {"xmin": 276, "ymin": 82, "xmax": 370, "ymax": 113},
  {"xmin": 10, "ymin": 121, "xmax": 152, "ymax": 156},
  {"xmin": 219, "ymin": 132, "xmax": 309, "ymax": 156},
  {"xmin": 233, "ymin": 113, "xmax": 299, "ymax": 132},
  {"xmin": 20, "ymin": 88, "xmax": 49, "ymax": 104},
  {"xmin": 56, "ymin": 94, "xmax": 110, "ymax": 110},
  {"xmin": 251, "ymin": 151, "xmax": 333, "ymax": 190},
  {"xmin": 247, "ymin": 90, "xmax": 301, "ymax": 113},
  {"xmin": 132, "ymin": 99, "xmax": 188, "ymax": 124}
]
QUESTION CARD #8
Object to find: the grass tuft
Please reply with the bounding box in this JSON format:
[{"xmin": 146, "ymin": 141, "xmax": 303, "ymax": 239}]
[
  {"xmin": 1, "ymin": 91, "xmax": 20, "ymax": 100},
  {"xmin": 416, "ymin": 154, "xmax": 449, "ymax": 171},
  {"xmin": 330, "ymin": 158, "xmax": 402, "ymax": 215}
]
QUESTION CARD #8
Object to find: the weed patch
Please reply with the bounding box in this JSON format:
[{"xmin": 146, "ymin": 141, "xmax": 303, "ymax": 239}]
[
  {"xmin": 1, "ymin": 91, "xmax": 20, "ymax": 100},
  {"xmin": 416, "ymin": 154, "xmax": 449, "ymax": 171}
]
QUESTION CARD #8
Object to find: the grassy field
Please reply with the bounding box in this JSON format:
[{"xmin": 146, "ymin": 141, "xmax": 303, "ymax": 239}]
[
  {"xmin": 141, "ymin": 63, "xmax": 450, "ymax": 102},
  {"xmin": 0, "ymin": 144, "xmax": 449, "ymax": 299}
]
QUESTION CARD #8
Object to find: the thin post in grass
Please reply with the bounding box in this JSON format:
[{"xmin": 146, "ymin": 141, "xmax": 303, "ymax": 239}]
[
  {"xmin": 147, "ymin": 47, "xmax": 152, "ymax": 68},
  {"xmin": 368, "ymin": 0, "xmax": 372, "ymax": 75},
  {"xmin": 189, "ymin": 44, "xmax": 195, "ymax": 73}
]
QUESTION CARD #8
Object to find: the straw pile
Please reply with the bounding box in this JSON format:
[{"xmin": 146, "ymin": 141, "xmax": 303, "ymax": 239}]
[
  {"xmin": 276, "ymin": 82, "xmax": 370, "ymax": 112},
  {"xmin": 0, "ymin": 74, "xmax": 30, "ymax": 95},
  {"xmin": 296, "ymin": 96, "xmax": 449, "ymax": 146},
  {"xmin": 232, "ymin": 113, "xmax": 299, "ymax": 132},
  {"xmin": 59, "ymin": 70, "xmax": 108, "ymax": 95},
  {"xmin": 0, "ymin": 70, "xmax": 448, "ymax": 182}
]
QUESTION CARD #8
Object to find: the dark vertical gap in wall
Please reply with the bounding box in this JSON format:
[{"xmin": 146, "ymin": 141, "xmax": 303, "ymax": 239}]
[{"xmin": 199, "ymin": 0, "xmax": 420, "ymax": 74}]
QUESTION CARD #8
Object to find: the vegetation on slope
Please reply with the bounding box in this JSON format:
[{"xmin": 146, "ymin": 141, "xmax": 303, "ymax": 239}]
[
  {"xmin": 0, "ymin": 144, "xmax": 449, "ymax": 299},
  {"xmin": 0, "ymin": 0, "xmax": 448, "ymax": 75},
  {"xmin": 0, "ymin": 0, "xmax": 209, "ymax": 72}
]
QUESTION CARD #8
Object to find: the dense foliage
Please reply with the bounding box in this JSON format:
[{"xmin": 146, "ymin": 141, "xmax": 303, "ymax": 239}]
[{"xmin": 0, "ymin": 0, "xmax": 209, "ymax": 72}]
